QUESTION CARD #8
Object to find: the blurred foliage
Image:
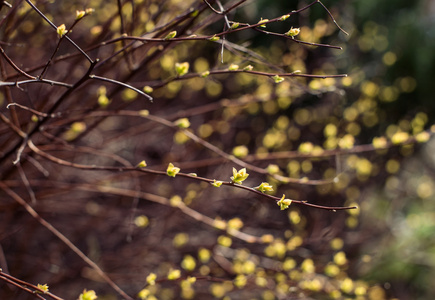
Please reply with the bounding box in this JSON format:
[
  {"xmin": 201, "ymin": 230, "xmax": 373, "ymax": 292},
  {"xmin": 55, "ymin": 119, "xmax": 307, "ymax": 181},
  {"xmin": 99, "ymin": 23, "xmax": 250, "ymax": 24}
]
[{"xmin": 0, "ymin": 0, "xmax": 434, "ymax": 299}]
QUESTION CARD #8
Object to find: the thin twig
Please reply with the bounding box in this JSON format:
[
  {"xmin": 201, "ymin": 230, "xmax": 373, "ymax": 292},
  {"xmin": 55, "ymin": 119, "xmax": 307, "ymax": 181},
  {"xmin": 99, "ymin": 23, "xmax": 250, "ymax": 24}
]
[
  {"xmin": 16, "ymin": 162, "xmax": 37, "ymax": 203},
  {"xmin": 0, "ymin": 45, "xmax": 36, "ymax": 79},
  {"xmin": 254, "ymin": 27, "xmax": 343, "ymax": 49},
  {"xmin": 0, "ymin": 270, "xmax": 64, "ymax": 300},
  {"xmin": 0, "ymin": 79, "xmax": 73, "ymax": 88},
  {"xmin": 317, "ymin": 0, "xmax": 349, "ymax": 35},
  {"xmin": 24, "ymin": 0, "xmax": 93, "ymax": 63},
  {"xmin": 0, "ymin": 274, "xmax": 46, "ymax": 300},
  {"xmin": 89, "ymin": 75, "xmax": 153, "ymax": 102},
  {"xmin": 27, "ymin": 140, "xmax": 356, "ymax": 211}
]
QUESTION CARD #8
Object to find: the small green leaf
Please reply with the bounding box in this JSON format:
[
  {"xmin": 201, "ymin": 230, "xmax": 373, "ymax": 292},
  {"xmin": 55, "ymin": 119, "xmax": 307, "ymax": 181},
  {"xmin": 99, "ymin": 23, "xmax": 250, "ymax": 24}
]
[
  {"xmin": 272, "ymin": 75, "xmax": 284, "ymax": 83},
  {"xmin": 190, "ymin": 9, "xmax": 199, "ymax": 17},
  {"xmin": 228, "ymin": 64, "xmax": 239, "ymax": 71},
  {"xmin": 201, "ymin": 70, "xmax": 210, "ymax": 78},
  {"xmin": 255, "ymin": 182, "xmax": 274, "ymax": 193},
  {"xmin": 167, "ymin": 163, "xmax": 180, "ymax": 177},
  {"xmin": 209, "ymin": 34, "xmax": 220, "ymax": 42},
  {"xmin": 57, "ymin": 24, "xmax": 68, "ymax": 38},
  {"xmin": 211, "ymin": 180, "xmax": 223, "ymax": 187},
  {"xmin": 257, "ymin": 18, "xmax": 269, "ymax": 28},
  {"xmin": 285, "ymin": 27, "xmax": 300, "ymax": 37},
  {"xmin": 277, "ymin": 194, "xmax": 292, "ymax": 210},
  {"xmin": 75, "ymin": 8, "xmax": 94, "ymax": 20},
  {"xmin": 280, "ymin": 14, "xmax": 290, "ymax": 21},
  {"xmin": 230, "ymin": 22, "xmax": 240, "ymax": 29},
  {"xmin": 136, "ymin": 160, "xmax": 147, "ymax": 168},
  {"xmin": 243, "ymin": 65, "xmax": 254, "ymax": 71},
  {"xmin": 76, "ymin": 10, "xmax": 86, "ymax": 20},
  {"xmin": 230, "ymin": 167, "xmax": 249, "ymax": 184},
  {"xmin": 164, "ymin": 31, "xmax": 177, "ymax": 40},
  {"xmin": 175, "ymin": 62, "xmax": 190, "ymax": 76},
  {"xmin": 36, "ymin": 284, "xmax": 49, "ymax": 294},
  {"xmin": 78, "ymin": 289, "xmax": 97, "ymax": 300}
]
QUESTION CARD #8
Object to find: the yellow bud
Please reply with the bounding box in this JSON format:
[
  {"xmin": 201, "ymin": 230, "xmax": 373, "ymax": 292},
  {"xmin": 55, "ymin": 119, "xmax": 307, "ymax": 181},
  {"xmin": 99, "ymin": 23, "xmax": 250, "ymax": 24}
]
[
  {"xmin": 211, "ymin": 180, "xmax": 223, "ymax": 187},
  {"xmin": 167, "ymin": 163, "xmax": 180, "ymax": 177},
  {"xmin": 228, "ymin": 64, "xmax": 239, "ymax": 71},
  {"xmin": 230, "ymin": 22, "xmax": 240, "ymax": 29},
  {"xmin": 57, "ymin": 24, "xmax": 68, "ymax": 38},
  {"xmin": 285, "ymin": 27, "xmax": 300, "ymax": 37},
  {"xmin": 272, "ymin": 75, "xmax": 284, "ymax": 83},
  {"xmin": 37, "ymin": 284, "xmax": 49, "ymax": 293},
  {"xmin": 164, "ymin": 31, "xmax": 177, "ymax": 40},
  {"xmin": 209, "ymin": 35, "xmax": 220, "ymax": 42},
  {"xmin": 76, "ymin": 10, "xmax": 86, "ymax": 20},
  {"xmin": 257, "ymin": 18, "xmax": 269, "ymax": 28},
  {"xmin": 175, "ymin": 62, "xmax": 190, "ymax": 76},
  {"xmin": 137, "ymin": 160, "xmax": 147, "ymax": 168}
]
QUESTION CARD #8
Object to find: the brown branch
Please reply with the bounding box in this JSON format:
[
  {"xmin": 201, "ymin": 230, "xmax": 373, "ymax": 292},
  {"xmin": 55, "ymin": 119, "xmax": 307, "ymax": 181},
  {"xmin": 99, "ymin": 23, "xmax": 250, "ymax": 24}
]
[
  {"xmin": 0, "ymin": 274, "xmax": 46, "ymax": 300},
  {"xmin": 25, "ymin": 0, "xmax": 93, "ymax": 63},
  {"xmin": 0, "ymin": 45, "xmax": 36, "ymax": 79},
  {"xmin": 317, "ymin": 0, "xmax": 349, "ymax": 35},
  {"xmin": 0, "ymin": 182, "xmax": 134, "ymax": 300},
  {"xmin": 145, "ymin": 68, "xmax": 346, "ymax": 90},
  {"xmin": 27, "ymin": 140, "xmax": 356, "ymax": 211},
  {"xmin": 89, "ymin": 75, "xmax": 153, "ymax": 102},
  {"xmin": 0, "ymin": 269, "xmax": 64, "ymax": 300},
  {"xmin": 253, "ymin": 27, "xmax": 343, "ymax": 49}
]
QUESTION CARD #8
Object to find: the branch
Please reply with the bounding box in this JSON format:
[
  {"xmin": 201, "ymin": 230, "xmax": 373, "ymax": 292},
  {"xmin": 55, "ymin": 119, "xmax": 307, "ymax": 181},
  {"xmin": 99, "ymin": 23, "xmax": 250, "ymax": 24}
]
[
  {"xmin": 25, "ymin": 0, "xmax": 94, "ymax": 63},
  {"xmin": 89, "ymin": 75, "xmax": 153, "ymax": 102},
  {"xmin": 0, "ymin": 269, "xmax": 64, "ymax": 300},
  {"xmin": 0, "ymin": 182, "xmax": 134, "ymax": 300},
  {"xmin": 27, "ymin": 140, "xmax": 356, "ymax": 211}
]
